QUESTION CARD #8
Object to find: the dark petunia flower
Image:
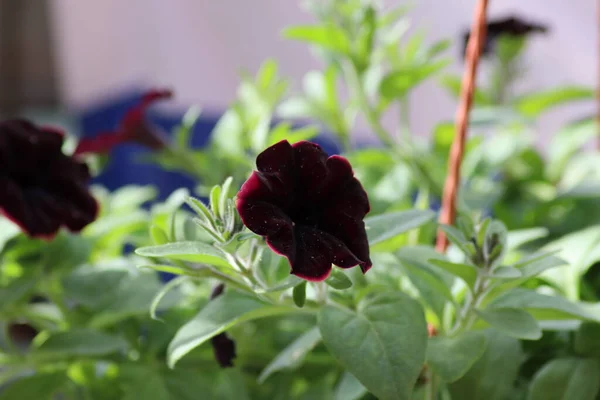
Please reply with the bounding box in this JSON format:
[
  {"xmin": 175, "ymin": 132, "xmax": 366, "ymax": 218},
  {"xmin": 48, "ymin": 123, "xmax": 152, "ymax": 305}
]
[
  {"xmin": 209, "ymin": 284, "xmax": 236, "ymax": 368},
  {"xmin": 0, "ymin": 119, "xmax": 98, "ymax": 239},
  {"xmin": 462, "ymin": 15, "xmax": 549, "ymax": 58},
  {"xmin": 74, "ymin": 89, "xmax": 173, "ymax": 155},
  {"xmin": 236, "ymin": 140, "xmax": 371, "ymax": 282}
]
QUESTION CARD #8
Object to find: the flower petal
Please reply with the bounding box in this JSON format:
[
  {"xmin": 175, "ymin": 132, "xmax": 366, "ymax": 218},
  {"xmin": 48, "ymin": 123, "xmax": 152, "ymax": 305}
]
[
  {"xmin": 74, "ymin": 131, "xmax": 126, "ymax": 155},
  {"xmin": 236, "ymin": 199, "xmax": 292, "ymax": 237},
  {"xmin": 288, "ymin": 227, "xmax": 362, "ymax": 281},
  {"xmin": 292, "ymin": 141, "xmax": 328, "ymax": 195}
]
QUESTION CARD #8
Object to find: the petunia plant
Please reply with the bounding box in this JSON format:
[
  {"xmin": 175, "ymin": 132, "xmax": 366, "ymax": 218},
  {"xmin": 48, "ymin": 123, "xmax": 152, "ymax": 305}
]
[{"xmin": 2, "ymin": 0, "xmax": 600, "ymax": 399}]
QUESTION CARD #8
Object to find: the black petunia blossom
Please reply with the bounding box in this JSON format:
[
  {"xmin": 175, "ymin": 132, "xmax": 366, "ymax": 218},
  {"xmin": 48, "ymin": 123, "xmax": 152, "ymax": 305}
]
[
  {"xmin": 462, "ymin": 15, "xmax": 549, "ymax": 58},
  {"xmin": 209, "ymin": 284, "xmax": 237, "ymax": 368},
  {"xmin": 0, "ymin": 119, "xmax": 98, "ymax": 239},
  {"xmin": 236, "ymin": 140, "xmax": 372, "ymax": 282}
]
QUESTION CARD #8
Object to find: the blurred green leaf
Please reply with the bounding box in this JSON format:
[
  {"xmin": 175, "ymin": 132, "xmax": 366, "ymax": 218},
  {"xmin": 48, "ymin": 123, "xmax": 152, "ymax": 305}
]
[
  {"xmin": 284, "ymin": 24, "xmax": 350, "ymax": 54},
  {"xmin": 439, "ymin": 75, "xmax": 492, "ymax": 105},
  {"xmin": 449, "ymin": 330, "xmax": 524, "ymax": 400},
  {"xmin": 379, "ymin": 60, "xmax": 450, "ymax": 99},
  {"xmin": 325, "ymin": 270, "xmax": 353, "ymax": 290},
  {"xmin": 258, "ymin": 327, "xmax": 321, "ymax": 383},
  {"xmin": 319, "ymin": 292, "xmax": 427, "ymax": 400},
  {"xmin": 574, "ymin": 322, "xmax": 600, "ymax": 358},
  {"xmin": 334, "ymin": 372, "xmax": 368, "ymax": 400},
  {"xmin": 487, "ymin": 288, "xmax": 600, "ymax": 322},
  {"xmin": 476, "ymin": 308, "xmax": 542, "ymax": 340},
  {"xmin": 167, "ymin": 290, "xmax": 293, "ymax": 367},
  {"xmin": 427, "ymin": 331, "xmax": 487, "ymax": 382},
  {"xmin": 136, "ymin": 242, "xmax": 231, "ymax": 269},
  {"xmin": 528, "ymin": 358, "xmax": 600, "ymax": 400},
  {"xmin": 366, "ymin": 209, "xmax": 436, "ymax": 246},
  {"xmin": 33, "ymin": 329, "xmax": 128, "ymax": 359},
  {"xmin": 0, "ymin": 372, "xmax": 67, "ymax": 400},
  {"xmin": 548, "ymin": 119, "xmax": 597, "ymax": 182},
  {"xmin": 428, "ymin": 259, "xmax": 477, "ymax": 289},
  {"xmin": 506, "ymin": 227, "xmax": 548, "ymax": 251},
  {"xmin": 0, "ymin": 218, "xmax": 20, "ymax": 252},
  {"xmin": 515, "ymin": 86, "xmax": 594, "ymax": 118}
]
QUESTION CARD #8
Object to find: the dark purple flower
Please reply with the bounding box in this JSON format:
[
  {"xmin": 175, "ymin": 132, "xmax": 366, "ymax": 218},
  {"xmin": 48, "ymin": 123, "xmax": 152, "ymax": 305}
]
[
  {"xmin": 462, "ymin": 15, "xmax": 549, "ymax": 58},
  {"xmin": 74, "ymin": 89, "xmax": 172, "ymax": 155},
  {"xmin": 0, "ymin": 119, "xmax": 98, "ymax": 239},
  {"xmin": 236, "ymin": 140, "xmax": 371, "ymax": 282},
  {"xmin": 209, "ymin": 284, "xmax": 236, "ymax": 368}
]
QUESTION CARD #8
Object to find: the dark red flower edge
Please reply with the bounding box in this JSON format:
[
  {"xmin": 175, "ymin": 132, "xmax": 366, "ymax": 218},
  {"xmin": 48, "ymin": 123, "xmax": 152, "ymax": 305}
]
[
  {"xmin": 74, "ymin": 89, "xmax": 173, "ymax": 155},
  {"xmin": 236, "ymin": 140, "xmax": 372, "ymax": 282},
  {"xmin": 209, "ymin": 284, "xmax": 236, "ymax": 368}
]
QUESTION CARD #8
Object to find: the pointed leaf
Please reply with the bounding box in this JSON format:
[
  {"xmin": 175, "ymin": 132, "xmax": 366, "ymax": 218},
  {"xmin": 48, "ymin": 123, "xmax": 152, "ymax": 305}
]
[
  {"xmin": 366, "ymin": 209, "xmax": 436, "ymax": 246},
  {"xmin": 426, "ymin": 331, "xmax": 487, "ymax": 382},
  {"xmin": 167, "ymin": 291, "xmax": 292, "ymax": 367},
  {"xmin": 318, "ymin": 292, "xmax": 427, "ymax": 400},
  {"xmin": 476, "ymin": 308, "xmax": 542, "ymax": 340},
  {"xmin": 135, "ymin": 242, "xmax": 230, "ymax": 269},
  {"xmin": 258, "ymin": 327, "xmax": 321, "ymax": 383}
]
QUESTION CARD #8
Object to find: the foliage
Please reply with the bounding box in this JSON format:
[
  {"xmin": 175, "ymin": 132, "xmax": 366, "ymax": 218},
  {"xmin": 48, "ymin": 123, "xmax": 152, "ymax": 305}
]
[{"xmin": 1, "ymin": 1, "xmax": 600, "ymax": 399}]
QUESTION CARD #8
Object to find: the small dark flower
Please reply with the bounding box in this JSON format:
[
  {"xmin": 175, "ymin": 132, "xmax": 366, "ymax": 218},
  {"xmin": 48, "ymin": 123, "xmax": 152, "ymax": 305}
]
[
  {"xmin": 74, "ymin": 89, "xmax": 172, "ymax": 155},
  {"xmin": 209, "ymin": 284, "xmax": 236, "ymax": 368},
  {"xmin": 0, "ymin": 119, "xmax": 98, "ymax": 239},
  {"xmin": 236, "ymin": 140, "xmax": 372, "ymax": 281},
  {"xmin": 462, "ymin": 15, "xmax": 549, "ymax": 58}
]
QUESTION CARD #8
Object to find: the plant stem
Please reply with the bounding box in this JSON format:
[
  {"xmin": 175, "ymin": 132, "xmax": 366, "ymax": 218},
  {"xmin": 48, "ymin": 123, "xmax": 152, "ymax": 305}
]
[
  {"xmin": 343, "ymin": 62, "xmax": 395, "ymax": 148},
  {"xmin": 399, "ymin": 97, "xmax": 411, "ymax": 144},
  {"xmin": 426, "ymin": 371, "xmax": 439, "ymax": 400},
  {"xmin": 436, "ymin": 0, "xmax": 489, "ymax": 253}
]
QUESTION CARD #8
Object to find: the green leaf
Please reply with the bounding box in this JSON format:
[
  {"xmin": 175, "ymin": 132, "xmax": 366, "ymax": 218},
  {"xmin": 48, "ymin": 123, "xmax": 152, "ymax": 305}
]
[
  {"xmin": 548, "ymin": 119, "xmax": 597, "ymax": 182},
  {"xmin": 515, "ymin": 86, "xmax": 594, "ymax": 118},
  {"xmin": 0, "ymin": 372, "xmax": 67, "ymax": 400},
  {"xmin": 0, "ymin": 218, "xmax": 20, "ymax": 252},
  {"xmin": 135, "ymin": 242, "xmax": 230, "ymax": 269},
  {"xmin": 292, "ymin": 281, "xmax": 307, "ymax": 308},
  {"xmin": 209, "ymin": 185, "xmax": 222, "ymax": 220},
  {"xmin": 542, "ymin": 226, "xmax": 600, "ymax": 292},
  {"xmin": 506, "ymin": 227, "xmax": 548, "ymax": 251},
  {"xmin": 167, "ymin": 290, "xmax": 292, "ymax": 367},
  {"xmin": 428, "ymin": 259, "xmax": 477, "ymax": 289},
  {"xmin": 379, "ymin": 60, "xmax": 450, "ymax": 99},
  {"xmin": 366, "ymin": 209, "xmax": 436, "ymax": 246},
  {"xmin": 268, "ymin": 123, "xmax": 318, "ymax": 145},
  {"xmin": 487, "ymin": 288, "xmax": 600, "ymax": 322},
  {"xmin": 150, "ymin": 225, "xmax": 169, "ymax": 245},
  {"xmin": 325, "ymin": 270, "xmax": 353, "ymax": 290},
  {"xmin": 33, "ymin": 329, "xmax": 128, "ymax": 359},
  {"xmin": 283, "ymin": 24, "xmax": 350, "ymax": 54},
  {"xmin": 0, "ymin": 277, "xmax": 36, "ymax": 311},
  {"xmin": 438, "ymin": 224, "xmax": 473, "ymax": 255},
  {"xmin": 476, "ymin": 308, "xmax": 542, "ymax": 340},
  {"xmin": 528, "ymin": 358, "xmax": 600, "ymax": 400},
  {"xmin": 150, "ymin": 276, "xmax": 187, "ymax": 321},
  {"xmin": 318, "ymin": 292, "xmax": 427, "ymax": 400},
  {"xmin": 110, "ymin": 185, "xmax": 157, "ymax": 211},
  {"xmin": 490, "ymin": 266, "xmax": 522, "ymax": 279},
  {"xmin": 439, "ymin": 74, "xmax": 492, "ymax": 105},
  {"xmin": 334, "ymin": 372, "xmax": 368, "ymax": 400},
  {"xmin": 449, "ymin": 330, "xmax": 524, "ymax": 400},
  {"xmin": 574, "ymin": 322, "xmax": 600, "ymax": 358},
  {"xmin": 258, "ymin": 327, "xmax": 321, "ymax": 383},
  {"xmin": 426, "ymin": 331, "xmax": 487, "ymax": 382}
]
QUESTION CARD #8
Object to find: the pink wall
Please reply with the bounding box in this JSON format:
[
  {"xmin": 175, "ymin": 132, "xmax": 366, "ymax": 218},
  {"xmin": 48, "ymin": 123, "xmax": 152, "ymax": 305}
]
[{"xmin": 49, "ymin": 0, "xmax": 595, "ymax": 143}]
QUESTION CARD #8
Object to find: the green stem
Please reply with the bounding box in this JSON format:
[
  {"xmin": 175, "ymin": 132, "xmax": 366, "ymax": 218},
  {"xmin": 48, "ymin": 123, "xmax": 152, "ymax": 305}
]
[
  {"xmin": 450, "ymin": 272, "xmax": 488, "ymax": 335},
  {"xmin": 409, "ymin": 186, "xmax": 430, "ymax": 245},
  {"xmin": 425, "ymin": 371, "xmax": 438, "ymax": 400},
  {"xmin": 343, "ymin": 63, "xmax": 395, "ymax": 148},
  {"xmin": 399, "ymin": 97, "xmax": 411, "ymax": 144}
]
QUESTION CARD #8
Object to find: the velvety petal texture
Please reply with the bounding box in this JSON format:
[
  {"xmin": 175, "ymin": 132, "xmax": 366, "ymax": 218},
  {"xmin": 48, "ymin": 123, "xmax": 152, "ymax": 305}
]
[
  {"xmin": 236, "ymin": 140, "xmax": 371, "ymax": 281},
  {"xmin": 0, "ymin": 119, "xmax": 98, "ymax": 239},
  {"xmin": 462, "ymin": 15, "xmax": 548, "ymax": 58},
  {"xmin": 74, "ymin": 89, "xmax": 173, "ymax": 155}
]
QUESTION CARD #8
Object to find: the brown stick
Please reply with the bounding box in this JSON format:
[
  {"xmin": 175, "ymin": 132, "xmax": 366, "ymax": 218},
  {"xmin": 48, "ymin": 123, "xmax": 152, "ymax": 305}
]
[{"xmin": 435, "ymin": 0, "xmax": 489, "ymax": 252}]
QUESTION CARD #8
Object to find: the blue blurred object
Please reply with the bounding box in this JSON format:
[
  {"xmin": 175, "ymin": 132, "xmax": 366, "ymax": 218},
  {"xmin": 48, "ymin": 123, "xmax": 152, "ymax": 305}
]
[{"xmin": 78, "ymin": 90, "xmax": 340, "ymax": 200}]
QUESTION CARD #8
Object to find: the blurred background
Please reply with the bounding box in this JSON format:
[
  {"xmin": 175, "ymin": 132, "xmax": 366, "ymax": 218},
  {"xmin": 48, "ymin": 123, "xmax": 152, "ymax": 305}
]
[{"xmin": 0, "ymin": 0, "xmax": 596, "ymax": 191}]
